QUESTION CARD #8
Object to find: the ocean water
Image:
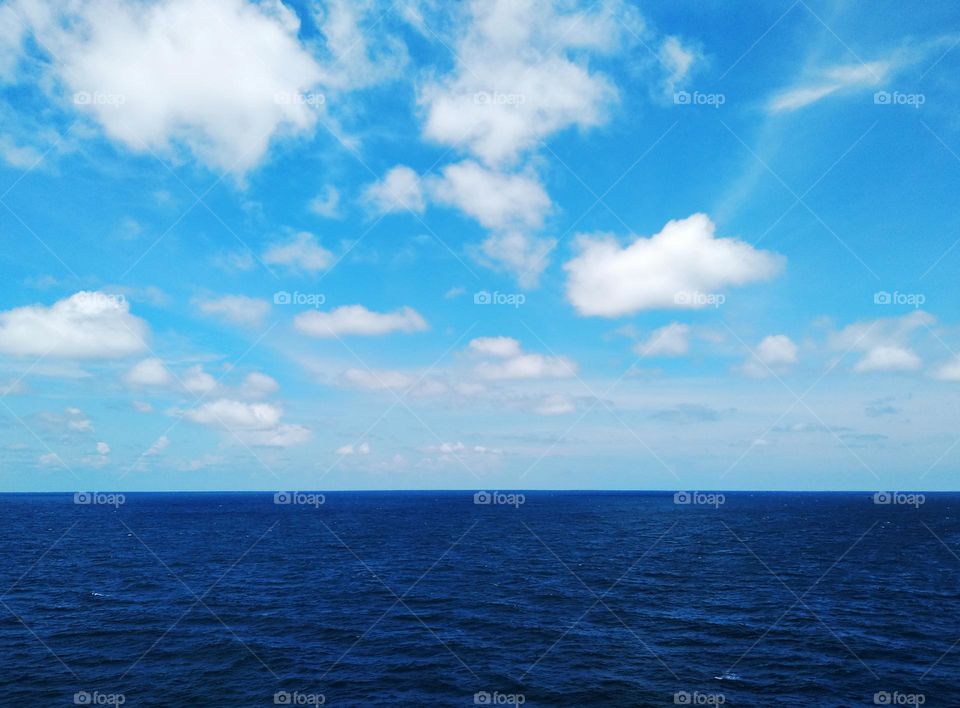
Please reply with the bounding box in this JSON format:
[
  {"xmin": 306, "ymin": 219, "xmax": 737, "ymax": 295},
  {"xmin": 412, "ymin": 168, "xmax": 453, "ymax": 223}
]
[{"xmin": 0, "ymin": 491, "xmax": 957, "ymax": 706}]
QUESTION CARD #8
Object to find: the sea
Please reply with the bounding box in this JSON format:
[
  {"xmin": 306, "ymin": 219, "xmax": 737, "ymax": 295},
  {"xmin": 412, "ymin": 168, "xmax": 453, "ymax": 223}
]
[{"xmin": 0, "ymin": 491, "xmax": 956, "ymax": 706}]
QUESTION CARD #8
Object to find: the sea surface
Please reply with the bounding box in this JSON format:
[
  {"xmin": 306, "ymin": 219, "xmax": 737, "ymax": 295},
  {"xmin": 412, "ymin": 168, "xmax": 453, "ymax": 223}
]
[{"xmin": 0, "ymin": 492, "xmax": 957, "ymax": 706}]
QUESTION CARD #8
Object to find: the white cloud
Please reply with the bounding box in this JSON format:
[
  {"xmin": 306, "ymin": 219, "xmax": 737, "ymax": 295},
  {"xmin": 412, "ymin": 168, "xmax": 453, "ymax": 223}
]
[
  {"xmin": 182, "ymin": 398, "xmax": 309, "ymax": 447},
  {"xmin": 336, "ymin": 441, "xmax": 370, "ymax": 455},
  {"xmin": 314, "ymin": 0, "xmax": 407, "ymax": 91},
  {"xmin": 144, "ymin": 435, "xmax": 169, "ymax": 457},
  {"xmin": 430, "ymin": 161, "xmax": 549, "ymax": 230},
  {"xmin": 239, "ymin": 372, "xmax": 279, "ymax": 399},
  {"xmin": 854, "ymin": 345, "xmax": 922, "ymax": 373},
  {"xmin": 418, "ymin": 0, "xmax": 630, "ymax": 165},
  {"xmin": 309, "ymin": 185, "xmax": 341, "ymax": 218},
  {"xmin": 933, "ymin": 358, "xmax": 960, "ymax": 381},
  {"xmin": 469, "ymin": 336, "xmax": 576, "ymax": 380},
  {"xmin": 295, "ymin": 305, "xmax": 428, "ymax": 337},
  {"xmin": 564, "ymin": 213, "xmax": 784, "ymax": 317},
  {"xmin": 197, "ymin": 295, "xmax": 270, "ymax": 328},
  {"xmin": 635, "ymin": 323, "xmax": 691, "ymax": 357},
  {"xmin": 96, "ymin": 441, "xmax": 110, "ymax": 455},
  {"xmin": 476, "ymin": 231, "xmax": 555, "ymax": 288},
  {"xmin": 132, "ymin": 400, "xmax": 153, "ymax": 413},
  {"xmin": 182, "ymin": 365, "xmax": 217, "ymax": 395},
  {"xmin": 741, "ymin": 334, "xmax": 798, "ymax": 377},
  {"xmin": 262, "ymin": 232, "xmax": 333, "ymax": 273},
  {"xmin": 658, "ymin": 36, "xmax": 699, "ymax": 98},
  {"xmin": 535, "ymin": 393, "xmax": 576, "ymax": 415},
  {"xmin": 0, "ymin": 291, "xmax": 148, "ymax": 358},
  {"xmin": 125, "ymin": 358, "xmax": 173, "ymax": 387},
  {"xmin": 768, "ymin": 61, "xmax": 890, "ymax": 113},
  {"xmin": 364, "ymin": 165, "xmax": 425, "ymax": 214},
  {"xmin": 21, "ymin": 0, "xmax": 324, "ymax": 175}
]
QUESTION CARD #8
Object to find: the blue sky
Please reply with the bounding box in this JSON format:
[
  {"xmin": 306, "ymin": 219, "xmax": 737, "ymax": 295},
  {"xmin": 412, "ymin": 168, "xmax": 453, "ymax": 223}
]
[{"xmin": 0, "ymin": 0, "xmax": 959, "ymax": 492}]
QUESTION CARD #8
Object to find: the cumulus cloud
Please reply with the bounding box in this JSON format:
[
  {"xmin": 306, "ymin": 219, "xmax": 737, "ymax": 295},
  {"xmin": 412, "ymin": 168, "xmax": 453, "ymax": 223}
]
[
  {"xmin": 309, "ymin": 185, "xmax": 341, "ymax": 218},
  {"xmin": 933, "ymin": 358, "xmax": 960, "ymax": 381},
  {"xmin": 262, "ymin": 232, "xmax": 333, "ymax": 273},
  {"xmin": 828, "ymin": 311, "xmax": 932, "ymax": 374},
  {"xmin": 469, "ymin": 336, "xmax": 576, "ymax": 380},
  {"xmin": 96, "ymin": 441, "xmax": 110, "ymax": 455},
  {"xmin": 741, "ymin": 334, "xmax": 799, "ymax": 377},
  {"xmin": 430, "ymin": 161, "xmax": 549, "ymax": 230},
  {"xmin": 535, "ymin": 393, "xmax": 576, "ymax": 415},
  {"xmin": 340, "ymin": 368, "xmax": 415, "ymax": 391},
  {"xmin": 564, "ymin": 213, "xmax": 784, "ymax": 317},
  {"xmin": 182, "ymin": 365, "xmax": 217, "ymax": 395},
  {"xmin": 336, "ymin": 441, "xmax": 370, "ymax": 455},
  {"xmin": 15, "ymin": 0, "xmax": 324, "ymax": 175},
  {"xmin": 295, "ymin": 305, "xmax": 428, "ymax": 338},
  {"xmin": 239, "ymin": 372, "xmax": 279, "ymax": 399},
  {"xmin": 196, "ymin": 295, "xmax": 270, "ymax": 328},
  {"xmin": 635, "ymin": 323, "xmax": 691, "ymax": 357},
  {"xmin": 364, "ymin": 165, "xmax": 425, "ymax": 214},
  {"xmin": 0, "ymin": 291, "xmax": 148, "ymax": 358},
  {"xmin": 182, "ymin": 398, "xmax": 309, "ymax": 447},
  {"xmin": 125, "ymin": 358, "xmax": 173, "ymax": 387}
]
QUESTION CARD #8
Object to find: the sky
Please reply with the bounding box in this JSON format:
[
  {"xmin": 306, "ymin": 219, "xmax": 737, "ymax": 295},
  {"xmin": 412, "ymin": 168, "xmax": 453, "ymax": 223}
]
[{"xmin": 0, "ymin": 0, "xmax": 959, "ymax": 492}]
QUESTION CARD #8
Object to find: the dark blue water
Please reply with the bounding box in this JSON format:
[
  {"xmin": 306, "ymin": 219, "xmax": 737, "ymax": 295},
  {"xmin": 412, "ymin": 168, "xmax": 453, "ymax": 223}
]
[{"xmin": 0, "ymin": 492, "xmax": 957, "ymax": 706}]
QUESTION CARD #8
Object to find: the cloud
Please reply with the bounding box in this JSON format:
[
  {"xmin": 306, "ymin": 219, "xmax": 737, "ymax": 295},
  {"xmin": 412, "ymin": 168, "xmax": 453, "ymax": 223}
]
[
  {"xmin": 364, "ymin": 165, "xmax": 425, "ymax": 214},
  {"xmin": 196, "ymin": 295, "xmax": 270, "ymax": 328},
  {"xmin": 295, "ymin": 305, "xmax": 428, "ymax": 338},
  {"xmin": 768, "ymin": 61, "xmax": 890, "ymax": 113},
  {"xmin": 828, "ymin": 311, "xmax": 932, "ymax": 373},
  {"xmin": 17, "ymin": 0, "xmax": 324, "ymax": 175},
  {"xmin": 469, "ymin": 336, "xmax": 576, "ymax": 380},
  {"xmin": 430, "ymin": 161, "xmax": 550, "ymax": 230},
  {"xmin": 182, "ymin": 365, "xmax": 217, "ymax": 395},
  {"xmin": 635, "ymin": 323, "xmax": 691, "ymax": 357},
  {"xmin": 741, "ymin": 334, "xmax": 798, "ymax": 377},
  {"xmin": 658, "ymin": 35, "xmax": 699, "ymax": 98},
  {"xmin": 0, "ymin": 291, "xmax": 148, "ymax": 358},
  {"xmin": 132, "ymin": 400, "xmax": 154, "ymax": 413},
  {"xmin": 340, "ymin": 368, "xmax": 415, "ymax": 391},
  {"xmin": 933, "ymin": 358, "xmax": 960, "ymax": 381},
  {"xmin": 475, "ymin": 231, "xmax": 556, "ymax": 288},
  {"xmin": 125, "ymin": 358, "xmax": 173, "ymax": 387},
  {"xmin": 854, "ymin": 345, "xmax": 922, "ymax": 373},
  {"xmin": 418, "ymin": 0, "xmax": 631, "ymax": 165},
  {"xmin": 262, "ymin": 232, "xmax": 333, "ymax": 273},
  {"xmin": 336, "ymin": 441, "xmax": 370, "ymax": 455},
  {"xmin": 239, "ymin": 372, "xmax": 279, "ymax": 398},
  {"xmin": 535, "ymin": 394, "xmax": 576, "ymax": 415},
  {"xmin": 309, "ymin": 185, "xmax": 341, "ymax": 218},
  {"xmin": 182, "ymin": 398, "xmax": 310, "ymax": 447},
  {"xmin": 96, "ymin": 441, "xmax": 110, "ymax": 455},
  {"xmin": 144, "ymin": 435, "xmax": 169, "ymax": 457},
  {"xmin": 564, "ymin": 213, "xmax": 784, "ymax": 317}
]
